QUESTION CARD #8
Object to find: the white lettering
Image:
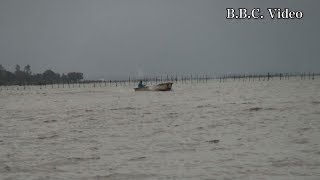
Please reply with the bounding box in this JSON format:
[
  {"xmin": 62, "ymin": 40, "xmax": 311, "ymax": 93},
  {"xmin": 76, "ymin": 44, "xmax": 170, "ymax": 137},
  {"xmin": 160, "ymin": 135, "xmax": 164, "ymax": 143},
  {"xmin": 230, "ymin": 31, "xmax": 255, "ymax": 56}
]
[{"xmin": 226, "ymin": 9, "xmax": 235, "ymax": 19}]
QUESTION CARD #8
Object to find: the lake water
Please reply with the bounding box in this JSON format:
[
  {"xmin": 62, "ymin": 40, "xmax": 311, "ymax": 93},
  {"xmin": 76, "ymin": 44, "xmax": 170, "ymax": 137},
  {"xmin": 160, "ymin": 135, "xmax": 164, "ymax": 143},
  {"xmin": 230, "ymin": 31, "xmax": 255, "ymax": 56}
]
[{"xmin": 1, "ymin": 78, "xmax": 320, "ymax": 180}]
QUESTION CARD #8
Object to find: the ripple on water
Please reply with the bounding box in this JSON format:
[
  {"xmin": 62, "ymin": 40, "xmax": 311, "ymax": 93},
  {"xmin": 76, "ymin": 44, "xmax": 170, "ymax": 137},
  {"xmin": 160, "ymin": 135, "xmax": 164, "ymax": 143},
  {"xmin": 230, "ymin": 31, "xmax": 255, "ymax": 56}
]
[
  {"xmin": 247, "ymin": 107, "xmax": 263, "ymax": 111},
  {"xmin": 43, "ymin": 119, "xmax": 57, "ymax": 123},
  {"xmin": 311, "ymin": 101, "xmax": 320, "ymax": 105},
  {"xmin": 37, "ymin": 134, "xmax": 59, "ymax": 140},
  {"xmin": 93, "ymin": 173, "xmax": 157, "ymax": 180},
  {"xmin": 270, "ymin": 157, "xmax": 304, "ymax": 167},
  {"xmin": 196, "ymin": 104, "xmax": 217, "ymax": 108},
  {"xmin": 290, "ymin": 138, "xmax": 309, "ymax": 144},
  {"xmin": 128, "ymin": 156, "xmax": 147, "ymax": 162},
  {"xmin": 109, "ymin": 107, "xmax": 140, "ymax": 111}
]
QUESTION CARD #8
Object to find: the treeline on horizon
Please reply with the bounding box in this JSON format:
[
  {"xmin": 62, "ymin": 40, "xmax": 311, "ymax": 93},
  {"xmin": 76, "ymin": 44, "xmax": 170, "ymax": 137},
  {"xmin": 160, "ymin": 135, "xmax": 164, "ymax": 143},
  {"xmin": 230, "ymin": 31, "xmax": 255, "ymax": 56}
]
[{"xmin": 0, "ymin": 64, "xmax": 83, "ymax": 86}]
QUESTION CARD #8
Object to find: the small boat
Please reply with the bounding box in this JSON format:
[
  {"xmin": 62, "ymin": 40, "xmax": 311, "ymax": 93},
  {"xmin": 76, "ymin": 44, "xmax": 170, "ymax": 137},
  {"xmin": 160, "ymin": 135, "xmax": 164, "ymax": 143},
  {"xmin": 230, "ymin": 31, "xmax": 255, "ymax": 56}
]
[{"xmin": 134, "ymin": 82, "xmax": 173, "ymax": 91}]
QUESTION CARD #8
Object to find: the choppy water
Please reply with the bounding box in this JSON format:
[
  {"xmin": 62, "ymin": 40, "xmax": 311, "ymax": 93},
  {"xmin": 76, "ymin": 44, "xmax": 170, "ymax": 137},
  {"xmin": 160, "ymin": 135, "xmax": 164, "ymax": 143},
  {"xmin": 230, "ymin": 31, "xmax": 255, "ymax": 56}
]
[{"xmin": 1, "ymin": 79, "xmax": 320, "ymax": 180}]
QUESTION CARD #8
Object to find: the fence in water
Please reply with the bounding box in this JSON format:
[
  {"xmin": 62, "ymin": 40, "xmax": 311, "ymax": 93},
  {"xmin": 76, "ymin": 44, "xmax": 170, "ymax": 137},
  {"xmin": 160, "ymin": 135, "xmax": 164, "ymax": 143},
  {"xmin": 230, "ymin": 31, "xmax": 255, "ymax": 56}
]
[{"xmin": 0, "ymin": 72, "xmax": 319, "ymax": 91}]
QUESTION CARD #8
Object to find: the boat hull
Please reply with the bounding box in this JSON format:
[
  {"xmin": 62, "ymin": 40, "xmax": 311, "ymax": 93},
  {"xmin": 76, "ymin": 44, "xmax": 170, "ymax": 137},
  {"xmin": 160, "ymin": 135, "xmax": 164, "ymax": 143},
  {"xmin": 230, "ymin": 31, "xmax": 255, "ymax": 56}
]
[{"xmin": 134, "ymin": 82, "xmax": 173, "ymax": 91}]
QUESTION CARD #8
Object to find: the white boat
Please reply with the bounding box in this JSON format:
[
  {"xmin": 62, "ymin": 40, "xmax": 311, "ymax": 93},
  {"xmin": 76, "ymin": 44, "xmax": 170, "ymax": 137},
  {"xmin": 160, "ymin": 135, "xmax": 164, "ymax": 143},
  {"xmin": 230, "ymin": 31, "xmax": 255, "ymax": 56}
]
[{"xmin": 134, "ymin": 82, "xmax": 173, "ymax": 91}]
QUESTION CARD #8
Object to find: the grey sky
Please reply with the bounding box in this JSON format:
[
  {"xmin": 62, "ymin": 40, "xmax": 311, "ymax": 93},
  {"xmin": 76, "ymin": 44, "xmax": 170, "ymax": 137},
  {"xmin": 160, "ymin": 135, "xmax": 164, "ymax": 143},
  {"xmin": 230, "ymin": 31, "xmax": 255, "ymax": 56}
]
[{"xmin": 0, "ymin": 0, "xmax": 319, "ymax": 79}]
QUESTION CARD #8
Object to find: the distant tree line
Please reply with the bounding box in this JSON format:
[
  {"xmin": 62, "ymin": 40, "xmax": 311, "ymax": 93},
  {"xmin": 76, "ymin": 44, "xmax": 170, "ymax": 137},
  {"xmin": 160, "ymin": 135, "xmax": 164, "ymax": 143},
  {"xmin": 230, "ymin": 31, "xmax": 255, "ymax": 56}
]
[{"xmin": 0, "ymin": 64, "xmax": 83, "ymax": 85}]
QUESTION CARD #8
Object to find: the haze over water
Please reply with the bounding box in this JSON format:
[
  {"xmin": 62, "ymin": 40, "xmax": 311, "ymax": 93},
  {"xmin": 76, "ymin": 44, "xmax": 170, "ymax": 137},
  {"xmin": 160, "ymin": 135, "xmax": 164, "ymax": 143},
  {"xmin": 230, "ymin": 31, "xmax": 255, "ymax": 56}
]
[{"xmin": 1, "ymin": 78, "xmax": 320, "ymax": 180}]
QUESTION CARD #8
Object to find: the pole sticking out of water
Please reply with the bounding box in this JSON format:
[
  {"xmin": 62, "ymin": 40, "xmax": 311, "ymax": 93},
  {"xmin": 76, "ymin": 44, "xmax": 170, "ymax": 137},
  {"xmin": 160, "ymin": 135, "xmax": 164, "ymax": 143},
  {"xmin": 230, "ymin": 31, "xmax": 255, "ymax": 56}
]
[{"xmin": 312, "ymin": 72, "xmax": 315, "ymax": 80}]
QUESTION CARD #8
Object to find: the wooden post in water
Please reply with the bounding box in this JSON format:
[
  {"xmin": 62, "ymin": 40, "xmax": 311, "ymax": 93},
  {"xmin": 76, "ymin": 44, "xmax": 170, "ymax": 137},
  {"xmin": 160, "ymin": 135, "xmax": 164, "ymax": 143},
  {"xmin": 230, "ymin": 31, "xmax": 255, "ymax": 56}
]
[{"xmin": 312, "ymin": 72, "xmax": 315, "ymax": 80}]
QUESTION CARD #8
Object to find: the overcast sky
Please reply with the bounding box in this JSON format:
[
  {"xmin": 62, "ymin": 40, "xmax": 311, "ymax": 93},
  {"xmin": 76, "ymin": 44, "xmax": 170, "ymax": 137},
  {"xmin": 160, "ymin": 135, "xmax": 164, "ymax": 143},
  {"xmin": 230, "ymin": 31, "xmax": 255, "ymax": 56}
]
[{"xmin": 0, "ymin": 0, "xmax": 319, "ymax": 79}]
